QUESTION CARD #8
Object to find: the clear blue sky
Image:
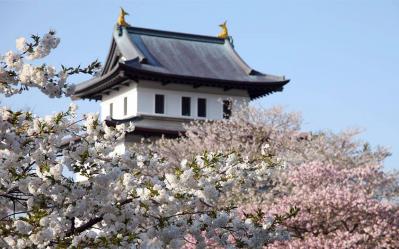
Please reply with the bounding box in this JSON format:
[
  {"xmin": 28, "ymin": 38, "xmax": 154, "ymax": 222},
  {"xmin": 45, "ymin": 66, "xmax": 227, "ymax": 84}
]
[{"xmin": 1, "ymin": 0, "xmax": 398, "ymax": 170}]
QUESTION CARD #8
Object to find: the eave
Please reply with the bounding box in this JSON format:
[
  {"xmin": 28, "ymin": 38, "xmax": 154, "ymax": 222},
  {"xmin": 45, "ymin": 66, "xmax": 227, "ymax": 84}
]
[{"xmin": 74, "ymin": 63, "xmax": 289, "ymax": 100}]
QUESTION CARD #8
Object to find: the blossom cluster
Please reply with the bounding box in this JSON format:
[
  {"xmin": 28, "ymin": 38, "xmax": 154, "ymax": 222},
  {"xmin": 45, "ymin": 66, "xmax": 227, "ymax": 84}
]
[
  {"xmin": 16, "ymin": 32, "xmax": 60, "ymax": 59},
  {"xmin": 0, "ymin": 31, "xmax": 99, "ymax": 98},
  {"xmin": 0, "ymin": 105, "xmax": 287, "ymax": 248}
]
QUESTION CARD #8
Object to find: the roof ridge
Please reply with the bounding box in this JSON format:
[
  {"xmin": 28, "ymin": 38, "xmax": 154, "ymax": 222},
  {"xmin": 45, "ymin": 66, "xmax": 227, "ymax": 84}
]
[{"xmin": 126, "ymin": 26, "xmax": 225, "ymax": 44}]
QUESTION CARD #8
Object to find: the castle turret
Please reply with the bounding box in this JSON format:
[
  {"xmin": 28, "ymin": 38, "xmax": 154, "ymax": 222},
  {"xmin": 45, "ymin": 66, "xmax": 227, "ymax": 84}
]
[{"xmin": 73, "ymin": 23, "xmax": 289, "ymax": 141}]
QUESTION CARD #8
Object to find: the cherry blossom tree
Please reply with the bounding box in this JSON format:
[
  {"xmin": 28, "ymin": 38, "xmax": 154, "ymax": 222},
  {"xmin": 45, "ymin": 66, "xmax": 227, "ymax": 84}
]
[
  {"xmin": 147, "ymin": 107, "xmax": 396, "ymax": 204},
  {"xmin": 152, "ymin": 106, "xmax": 399, "ymax": 248},
  {"xmin": 266, "ymin": 162, "xmax": 399, "ymax": 248},
  {"xmin": 154, "ymin": 106, "xmax": 390, "ymax": 170},
  {"xmin": 0, "ymin": 32, "xmax": 292, "ymax": 249}
]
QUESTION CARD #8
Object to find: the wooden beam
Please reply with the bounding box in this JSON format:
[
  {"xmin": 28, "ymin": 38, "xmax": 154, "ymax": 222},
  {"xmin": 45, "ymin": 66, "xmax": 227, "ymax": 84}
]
[
  {"xmin": 193, "ymin": 84, "xmax": 201, "ymax": 89},
  {"xmin": 223, "ymin": 87, "xmax": 232, "ymax": 91}
]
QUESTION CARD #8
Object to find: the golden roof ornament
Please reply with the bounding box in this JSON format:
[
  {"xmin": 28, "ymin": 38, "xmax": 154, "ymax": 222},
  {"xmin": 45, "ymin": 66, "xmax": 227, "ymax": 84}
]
[
  {"xmin": 217, "ymin": 21, "xmax": 229, "ymax": 39},
  {"xmin": 117, "ymin": 7, "xmax": 130, "ymax": 27},
  {"xmin": 217, "ymin": 21, "xmax": 234, "ymax": 47}
]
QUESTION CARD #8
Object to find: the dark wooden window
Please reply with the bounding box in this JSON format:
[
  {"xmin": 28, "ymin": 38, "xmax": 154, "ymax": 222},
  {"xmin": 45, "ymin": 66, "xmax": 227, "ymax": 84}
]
[
  {"xmin": 182, "ymin": 97, "xmax": 191, "ymax": 116},
  {"xmin": 124, "ymin": 97, "xmax": 127, "ymax": 116},
  {"xmin": 197, "ymin": 98, "xmax": 206, "ymax": 117},
  {"xmin": 155, "ymin": 94, "xmax": 165, "ymax": 114},
  {"xmin": 223, "ymin": 100, "xmax": 231, "ymax": 119},
  {"xmin": 110, "ymin": 103, "xmax": 113, "ymax": 118}
]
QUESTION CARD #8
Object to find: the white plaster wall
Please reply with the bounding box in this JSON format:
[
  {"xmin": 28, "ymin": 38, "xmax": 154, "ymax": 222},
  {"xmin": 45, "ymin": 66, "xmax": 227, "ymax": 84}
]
[
  {"xmin": 136, "ymin": 80, "xmax": 250, "ymax": 120},
  {"xmin": 99, "ymin": 80, "xmax": 250, "ymax": 121},
  {"xmin": 100, "ymin": 82, "xmax": 138, "ymax": 120}
]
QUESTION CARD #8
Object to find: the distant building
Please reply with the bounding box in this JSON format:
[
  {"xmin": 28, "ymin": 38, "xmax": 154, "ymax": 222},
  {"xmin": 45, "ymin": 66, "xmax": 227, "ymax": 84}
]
[{"xmin": 73, "ymin": 25, "xmax": 289, "ymax": 144}]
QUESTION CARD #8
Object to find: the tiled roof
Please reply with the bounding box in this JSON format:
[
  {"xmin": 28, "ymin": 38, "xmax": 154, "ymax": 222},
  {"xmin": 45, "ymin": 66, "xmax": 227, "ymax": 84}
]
[{"xmin": 73, "ymin": 26, "xmax": 289, "ymax": 100}]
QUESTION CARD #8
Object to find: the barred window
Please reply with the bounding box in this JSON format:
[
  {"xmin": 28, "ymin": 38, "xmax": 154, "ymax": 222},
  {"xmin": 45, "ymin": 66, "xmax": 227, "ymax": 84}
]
[{"xmin": 155, "ymin": 94, "xmax": 164, "ymax": 114}]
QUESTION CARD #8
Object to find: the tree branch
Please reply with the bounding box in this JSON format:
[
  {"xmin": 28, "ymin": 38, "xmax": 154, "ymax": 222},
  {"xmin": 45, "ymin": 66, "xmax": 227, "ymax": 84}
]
[{"xmin": 64, "ymin": 198, "xmax": 134, "ymax": 237}]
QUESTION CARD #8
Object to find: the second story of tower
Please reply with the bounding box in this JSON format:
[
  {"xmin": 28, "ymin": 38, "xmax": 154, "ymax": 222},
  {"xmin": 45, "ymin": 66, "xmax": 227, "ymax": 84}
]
[{"xmin": 99, "ymin": 79, "xmax": 250, "ymax": 121}]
